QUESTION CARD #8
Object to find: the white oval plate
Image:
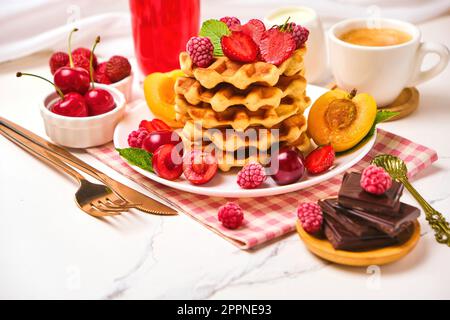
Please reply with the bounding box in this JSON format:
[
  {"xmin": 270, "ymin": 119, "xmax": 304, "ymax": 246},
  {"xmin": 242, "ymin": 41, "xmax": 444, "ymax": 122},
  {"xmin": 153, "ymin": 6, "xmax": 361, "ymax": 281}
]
[{"xmin": 114, "ymin": 84, "xmax": 376, "ymax": 198}]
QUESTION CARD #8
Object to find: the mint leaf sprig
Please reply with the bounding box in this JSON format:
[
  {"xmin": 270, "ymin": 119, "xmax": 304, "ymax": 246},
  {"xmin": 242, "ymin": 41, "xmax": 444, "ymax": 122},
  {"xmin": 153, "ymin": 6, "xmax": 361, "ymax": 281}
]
[
  {"xmin": 199, "ymin": 19, "xmax": 230, "ymax": 56},
  {"xmin": 116, "ymin": 148, "xmax": 154, "ymax": 173},
  {"xmin": 367, "ymin": 110, "xmax": 399, "ymax": 137}
]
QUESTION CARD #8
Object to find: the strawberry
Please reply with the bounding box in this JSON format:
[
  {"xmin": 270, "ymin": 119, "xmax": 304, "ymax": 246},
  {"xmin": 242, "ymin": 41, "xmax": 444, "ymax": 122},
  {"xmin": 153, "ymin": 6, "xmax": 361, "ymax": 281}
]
[
  {"xmin": 94, "ymin": 62, "xmax": 111, "ymax": 84},
  {"xmin": 139, "ymin": 119, "xmax": 171, "ymax": 132},
  {"xmin": 259, "ymin": 28, "xmax": 296, "ymax": 65},
  {"xmin": 304, "ymin": 145, "xmax": 336, "ymax": 174},
  {"xmin": 221, "ymin": 31, "xmax": 258, "ymax": 63},
  {"xmin": 106, "ymin": 55, "xmax": 131, "ymax": 82},
  {"xmin": 240, "ymin": 19, "xmax": 266, "ymax": 45},
  {"xmin": 49, "ymin": 51, "xmax": 69, "ymax": 75}
]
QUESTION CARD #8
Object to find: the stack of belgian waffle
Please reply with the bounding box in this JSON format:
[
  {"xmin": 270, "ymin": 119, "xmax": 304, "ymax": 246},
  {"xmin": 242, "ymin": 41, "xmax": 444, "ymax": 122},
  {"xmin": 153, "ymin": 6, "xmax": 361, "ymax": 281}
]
[{"xmin": 174, "ymin": 48, "xmax": 311, "ymax": 171}]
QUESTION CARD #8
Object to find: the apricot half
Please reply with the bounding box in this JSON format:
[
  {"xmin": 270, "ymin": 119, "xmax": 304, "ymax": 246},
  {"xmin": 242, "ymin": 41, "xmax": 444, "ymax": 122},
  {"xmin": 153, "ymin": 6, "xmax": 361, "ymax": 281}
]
[
  {"xmin": 307, "ymin": 89, "xmax": 377, "ymax": 152},
  {"xmin": 143, "ymin": 69, "xmax": 185, "ymax": 128}
]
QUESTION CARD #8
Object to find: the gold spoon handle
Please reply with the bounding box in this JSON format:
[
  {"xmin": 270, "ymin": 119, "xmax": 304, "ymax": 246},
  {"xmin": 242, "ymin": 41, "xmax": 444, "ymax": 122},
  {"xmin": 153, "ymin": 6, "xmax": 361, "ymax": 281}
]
[{"xmin": 400, "ymin": 177, "xmax": 450, "ymax": 246}]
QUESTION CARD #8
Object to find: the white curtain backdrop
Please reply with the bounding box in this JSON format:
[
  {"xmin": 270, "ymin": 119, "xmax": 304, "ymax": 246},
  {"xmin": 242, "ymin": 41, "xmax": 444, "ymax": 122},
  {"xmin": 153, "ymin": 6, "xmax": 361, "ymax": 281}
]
[{"xmin": 0, "ymin": 0, "xmax": 448, "ymax": 63}]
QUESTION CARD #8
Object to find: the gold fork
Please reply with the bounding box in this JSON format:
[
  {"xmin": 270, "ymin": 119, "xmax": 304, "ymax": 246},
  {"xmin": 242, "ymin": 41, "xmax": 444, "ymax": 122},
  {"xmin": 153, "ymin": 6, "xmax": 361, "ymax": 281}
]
[
  {"xmin": 1, "ymin": 125, "xmax": 137, "ymax": 217},
  {"xmin": 0, "ymin": 117, "xmax": 177, "ymax": 215}
]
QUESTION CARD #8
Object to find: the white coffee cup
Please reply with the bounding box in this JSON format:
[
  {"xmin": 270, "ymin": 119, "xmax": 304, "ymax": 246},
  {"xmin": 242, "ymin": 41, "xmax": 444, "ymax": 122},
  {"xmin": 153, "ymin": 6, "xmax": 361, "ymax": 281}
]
[
  {"xmin": 265, "ymin": 6, "xmax": 327, "ymax": 84},
  {"xmin": 328, "ymin": 18, "xmax": 449, "ymax": 106}
]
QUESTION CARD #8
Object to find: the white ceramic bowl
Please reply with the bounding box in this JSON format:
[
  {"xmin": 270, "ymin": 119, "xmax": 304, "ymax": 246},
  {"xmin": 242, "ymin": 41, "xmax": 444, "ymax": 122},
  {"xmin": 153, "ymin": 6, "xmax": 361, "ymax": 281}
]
[
  {"xmin": 104, "ymin": 73, "xmax": 133, "ymax": 102},
  {"xmin": 40, "ymin": 84, "xmax": 126, "ymax": 148}
]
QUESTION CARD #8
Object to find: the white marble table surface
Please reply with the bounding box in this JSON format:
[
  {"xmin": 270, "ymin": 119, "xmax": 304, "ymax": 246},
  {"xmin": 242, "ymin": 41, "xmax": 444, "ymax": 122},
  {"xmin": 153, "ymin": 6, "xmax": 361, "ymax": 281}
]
[{"xmin": 1, "ymin": 13, "xmax": 449, "ymax": 299}]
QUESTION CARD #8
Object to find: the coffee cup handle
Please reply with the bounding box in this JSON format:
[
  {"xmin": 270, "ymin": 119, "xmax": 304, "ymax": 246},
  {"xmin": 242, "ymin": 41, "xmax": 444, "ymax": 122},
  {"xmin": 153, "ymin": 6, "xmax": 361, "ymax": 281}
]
[{"xmin": 408, "ymin": 42, "xmax": 449, "ymax": 87}]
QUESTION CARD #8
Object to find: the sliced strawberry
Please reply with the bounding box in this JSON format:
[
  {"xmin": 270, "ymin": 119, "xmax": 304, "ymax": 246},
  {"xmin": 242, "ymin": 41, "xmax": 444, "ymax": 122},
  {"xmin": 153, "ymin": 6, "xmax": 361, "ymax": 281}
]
[
  {"xmin": 221, "ymin": 31, "xmax": 258, "ymax": 63},
  {"xmin": 139, "ymin": 119, "xmax": 171, "ymax": 132},
  {"xmin": 139, "ymin": 120, "xmax": 156, "ymax": 132},
  {"xmin": 240, "ymin": 19, "xmax": 266, "ymax": 45},
  {"xmin": 259, "ymin": 28, "xmax": 296, "ymax": 65},
  {"xmin": 304, "ymin": 145, "xmax": 336, "ymax": 175},
  {"xmin": 151, "ymin": 119, "xmax": 171, "ymax": 131}
]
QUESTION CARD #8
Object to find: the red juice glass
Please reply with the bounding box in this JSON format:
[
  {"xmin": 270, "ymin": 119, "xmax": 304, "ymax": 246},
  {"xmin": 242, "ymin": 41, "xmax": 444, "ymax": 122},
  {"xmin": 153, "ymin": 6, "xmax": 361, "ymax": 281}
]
[{"xmin": 129, "ymin": 0, "xmax": 200, "ymax": 75}]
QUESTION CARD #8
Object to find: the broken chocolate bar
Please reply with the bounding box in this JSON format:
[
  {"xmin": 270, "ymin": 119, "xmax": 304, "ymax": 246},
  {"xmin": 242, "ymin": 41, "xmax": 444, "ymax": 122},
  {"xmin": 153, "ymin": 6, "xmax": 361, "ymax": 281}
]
[
  {"xmin": 323, "ymin": 214, "xmax": 414, "ymax": 251},
  {"xmin": 327, "ymin": 198, "xmax": 420, "ymax": 237},
  {"xmin": 338, "ymin": 172, "xmax": 404, "ymax": 214},
  {"xmin": 319, "ymin": 198, "xmax": 379, "ymax": 237}
]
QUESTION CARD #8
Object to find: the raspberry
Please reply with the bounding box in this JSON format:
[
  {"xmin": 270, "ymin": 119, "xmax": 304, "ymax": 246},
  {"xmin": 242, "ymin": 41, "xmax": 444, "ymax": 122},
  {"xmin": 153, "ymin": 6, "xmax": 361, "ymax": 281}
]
[
  {"xmin": 220, "ymin": 16, "xmax": 241, "ymax": 29},
  {"xmin": 360, "ymin": 165, "xmax": 393, "ymax": 195},
  {"xmin": 289, "ymin": 23, "xmax": 309, "ymax": 49},
  {"xmin": 297, "ymin": 202, "xmax": 323, "ymax": 234},
  {"xmin": 127, "ymin": 128, "xmax": 149, "ymax": 148},
  {"xmin": 106, "ymin": 55, "xmax": 132, "ymax": 83},
  {"xmin": 186, "ymin": 36, "xmax": 214, "ymax": 67},
  {"xmin": 49, "ymin": 52, "xmax": 69, "ymax": 75},
  {"xmin": 72, "ymin": 47, "xmax": 97, "ymax": 68},
  {"xmin": 94, "ymin": 62, "xmax": 112, "ymax": 84},
  {"xmin": 218, "ymin": 202, "xmax": 244, "ymax": 229},
  {"xmin": 237, "ymin": 163, "xmax": 266, "ymax": 189}
]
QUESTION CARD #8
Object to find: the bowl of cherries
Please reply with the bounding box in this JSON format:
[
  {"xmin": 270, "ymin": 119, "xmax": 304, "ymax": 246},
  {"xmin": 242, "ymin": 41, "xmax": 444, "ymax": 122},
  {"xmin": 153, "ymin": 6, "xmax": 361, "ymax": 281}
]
[
  {"xmin": 49, "ymin": 28, "xmax": 133, "ymax": 102},
  {"xmin": 17, "ymin": 31, "xmax": 126, "ymax": 148}
]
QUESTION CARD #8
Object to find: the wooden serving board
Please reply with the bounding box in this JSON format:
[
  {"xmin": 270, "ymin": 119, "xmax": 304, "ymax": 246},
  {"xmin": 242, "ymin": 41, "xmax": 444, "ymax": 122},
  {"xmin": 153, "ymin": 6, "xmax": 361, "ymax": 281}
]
[{"xmin": 296, "ymin": 220, "xmax": 420, "ymax": 267}]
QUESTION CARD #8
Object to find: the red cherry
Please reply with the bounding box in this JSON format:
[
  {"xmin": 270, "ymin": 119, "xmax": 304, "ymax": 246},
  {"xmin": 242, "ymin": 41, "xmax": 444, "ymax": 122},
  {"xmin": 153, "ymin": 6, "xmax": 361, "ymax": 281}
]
[
  {"xmin": 142, "ymin": 130, "xmax": 182, "ymax": 153},
  {"xmin": 51, "ymin": 92, "xmax": 88, "ymax": 117},
  {"xmin": 53, "ymin": 28, "xmax": 90, "ymax": 95},
  {"xmin": 270, "ymin": 147, "xmax": 305, "ymax": 185},
  {"xmin": 84, "ymin": 88, "xmax": 115, "ymax": 116},
  {"xmin": 54, "ymin": 67, "xmax": 90, "ymax": 94},
  {"xmin": 152, "ymin": 144, "xmax": 183, "ymax": 180},
  {"xmin": 82, "ymin": 36, "xmax": 115, "ymax": 116}
]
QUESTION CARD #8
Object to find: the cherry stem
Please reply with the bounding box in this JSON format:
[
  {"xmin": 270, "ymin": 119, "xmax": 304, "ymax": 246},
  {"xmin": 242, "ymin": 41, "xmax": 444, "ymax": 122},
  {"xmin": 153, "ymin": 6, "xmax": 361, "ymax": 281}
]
[
  {"xmin": 16, "ymin": 72, "xmax": 64, "ymax": 99},
  {"xmin": 68, "ymin": 28, "xmax": 79, "ymax": 68},
  {"xmin": 89, "ymin": 36, "xmax": 100, "ymax": 88},
  {"xmin": 348, "ymin": 88, "xmax": 357, "ymax": 99}
]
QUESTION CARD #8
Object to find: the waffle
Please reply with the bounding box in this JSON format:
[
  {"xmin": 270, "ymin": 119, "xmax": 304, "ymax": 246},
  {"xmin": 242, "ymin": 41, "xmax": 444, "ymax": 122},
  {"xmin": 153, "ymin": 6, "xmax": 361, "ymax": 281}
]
[
  {"xmin": 175, "ymin": 74, "xmax": 308, "ymax": 112},
  {"xmin": 181, "ymin": 112, "xmax": 309, "ymax": 152},
  {"xmin": 181, "ymin": 133, "xmax": 310, "ymax": 171},
  {"xmin": 179, "ymin": 47, "xmax": 306, "ymax": 90},
  {"xmin": 182, "ymin": 143, "xmax": 271, "ymax": 172},
  {"xmin": 175, "ymin": 94, "xmax": 310, "ymax": 131},
  {"xmin": 217, "ymin": 150, "xmax": 270, "ymax": 172}
]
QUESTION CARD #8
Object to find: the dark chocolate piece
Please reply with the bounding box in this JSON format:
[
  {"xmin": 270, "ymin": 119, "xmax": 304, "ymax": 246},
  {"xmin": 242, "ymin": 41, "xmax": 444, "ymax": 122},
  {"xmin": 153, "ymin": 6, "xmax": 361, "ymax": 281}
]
[
  {"xmin": 338, "ymin": 172, "xmax": 404, "ymax": 214},
  {"xmin": 323, "ymin": 215, "xmax": 397, "ymax": 251},
  {"xmin": 319, "ymin": 198, "xmax": 379, "ymax": 237},
  {"xmin": 323, "ymin": 214, "xmax": 414, "ymax": 251},
  {"xmin": 327, "ymin": 198, "xmax": 420, "ymax": 236}
]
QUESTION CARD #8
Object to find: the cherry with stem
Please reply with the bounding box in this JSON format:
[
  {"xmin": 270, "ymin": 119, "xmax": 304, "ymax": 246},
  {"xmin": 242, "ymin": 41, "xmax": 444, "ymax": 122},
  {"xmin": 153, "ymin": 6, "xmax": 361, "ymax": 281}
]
[
  {"xmin": 17, "ymin": 72, "xmax": 88, "ymax": 117},
  {"xmin": 53, "ymin": 28, "xmax": 90, "ymax": 95},
  {"xmin": 84, "ymin": 36, "xmax": 115, "ymax": 116}
]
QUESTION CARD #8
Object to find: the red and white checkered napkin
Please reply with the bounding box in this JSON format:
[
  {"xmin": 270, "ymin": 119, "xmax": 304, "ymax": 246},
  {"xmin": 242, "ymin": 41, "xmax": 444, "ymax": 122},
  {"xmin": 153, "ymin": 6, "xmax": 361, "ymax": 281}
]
[{"xmin": 87, "ymin": 129, "xmax": 437, "ymax": 249}]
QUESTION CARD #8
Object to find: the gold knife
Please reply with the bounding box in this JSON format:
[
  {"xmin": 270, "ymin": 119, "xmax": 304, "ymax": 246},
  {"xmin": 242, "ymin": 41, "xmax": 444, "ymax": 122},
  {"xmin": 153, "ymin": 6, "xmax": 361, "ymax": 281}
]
[{"xmin": 0, "ymin": 117, "xmax": 177, "ymax": 215}]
